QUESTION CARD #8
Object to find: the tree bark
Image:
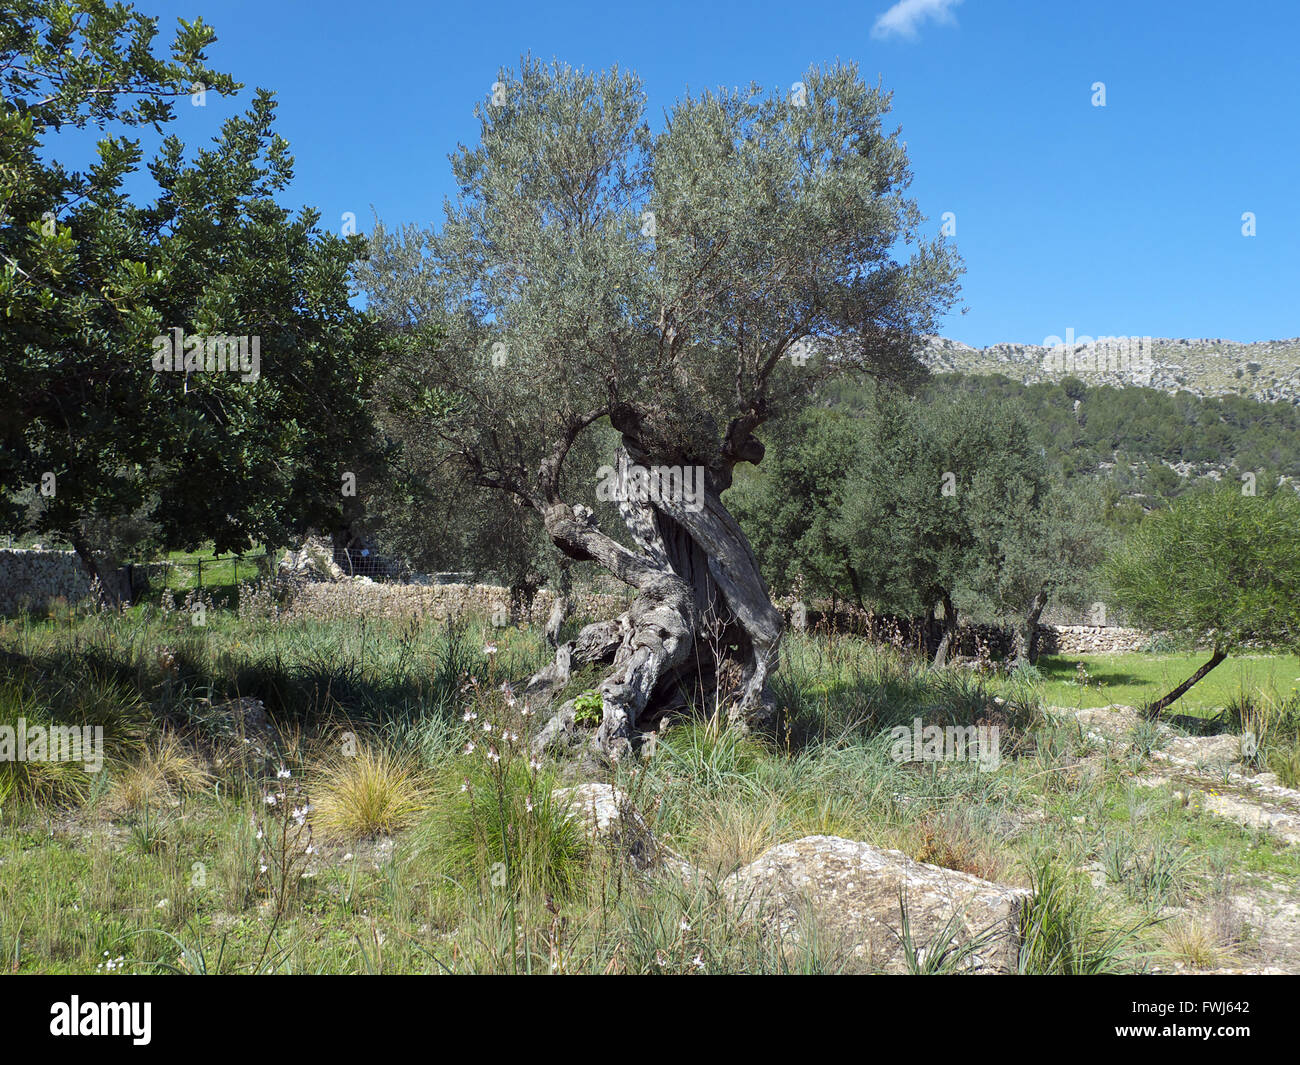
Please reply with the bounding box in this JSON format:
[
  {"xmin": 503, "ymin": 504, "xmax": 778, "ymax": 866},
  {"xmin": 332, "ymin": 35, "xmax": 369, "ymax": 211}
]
[
  {"xmin": 931, "ymin": 592, "xmax": 957, "ymax": 669},
  {"xmin": 527, "ymin": 448, "xmax": 782, "ymax": 761},
  {"xmin": 544, "ymin": 562, "xmax": 571, "ymax": 649},
  {"xmin": 1012, "ymin": 584, "xmax": 1051, "ymax": 668},
  {"xmin": 1145, "ymin": 647, "xmax": 1228, "ymax": 718},
  {"xmin": 71, "ymin": 533, "xmax": 128, "ymax": 607}
]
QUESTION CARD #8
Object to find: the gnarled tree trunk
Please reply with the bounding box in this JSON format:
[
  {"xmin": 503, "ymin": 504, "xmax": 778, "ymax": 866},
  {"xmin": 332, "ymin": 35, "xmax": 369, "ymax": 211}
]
[
  {"xmin": 931, "ymin": 592, "xmax": 958, "ymax": 669},
  {"xmin": 1012, "ymin": 583, "xmax": 1050, "ymax": 668},
  {"xmin": 527, "ymin": 448, "xmax": 783, "ymax": 762}
]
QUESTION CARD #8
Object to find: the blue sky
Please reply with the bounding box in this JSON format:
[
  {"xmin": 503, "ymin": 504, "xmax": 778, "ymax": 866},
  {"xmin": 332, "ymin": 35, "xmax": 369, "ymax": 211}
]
[{"xmin": 76, "ymin": 0, "xmax": 1300, "ymax": 347}]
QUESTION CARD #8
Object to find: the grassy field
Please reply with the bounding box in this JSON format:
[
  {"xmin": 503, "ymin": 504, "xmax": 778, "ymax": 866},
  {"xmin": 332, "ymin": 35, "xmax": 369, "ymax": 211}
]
[
  {"xmin": 1, "ymin": 602, "xmax": 1298, "ymax": 974},
  {"xmin": 155, "ymin": 546, "xmax": 278, "ymax": 607},
  {"xmin": 1039, "ymin": 653, "xmax": 1300, "ymax": 717}
]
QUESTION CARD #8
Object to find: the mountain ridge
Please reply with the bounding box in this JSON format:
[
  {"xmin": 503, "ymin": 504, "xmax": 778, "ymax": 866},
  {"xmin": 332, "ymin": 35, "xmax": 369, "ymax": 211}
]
[{"xmin": 922, "ymin": 335, "xmax": 1300, "ymax": 405}]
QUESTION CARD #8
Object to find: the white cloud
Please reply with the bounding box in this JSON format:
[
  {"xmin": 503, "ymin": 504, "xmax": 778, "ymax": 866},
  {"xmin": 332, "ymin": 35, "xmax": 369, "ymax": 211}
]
[{"xmin": 871, "ymin": 0, "xmax": 964, "ymax": 40}]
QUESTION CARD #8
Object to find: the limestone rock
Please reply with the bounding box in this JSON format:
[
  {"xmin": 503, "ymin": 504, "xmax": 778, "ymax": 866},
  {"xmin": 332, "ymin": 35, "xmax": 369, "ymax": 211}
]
[
  {"xmin": 1166, "ymin": 733, "xmax": 1244, "ymax": 766},
  {"xmin": 278, "ymin": 536, "xmax": 345, "ymax": 582},
  {"xmin": 553, "ymin": 783, "xmax": 694, "ymax": 879},
  {"xmin": 724, "ymin": 835, "xmax": 1028, "ymax": 973}
]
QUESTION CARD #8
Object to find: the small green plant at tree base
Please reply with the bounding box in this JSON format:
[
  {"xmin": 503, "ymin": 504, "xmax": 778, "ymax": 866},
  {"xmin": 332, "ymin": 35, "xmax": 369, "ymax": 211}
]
[{"xmin": 573, "ymin": 690, "xmax": 603, "ymax": 727}]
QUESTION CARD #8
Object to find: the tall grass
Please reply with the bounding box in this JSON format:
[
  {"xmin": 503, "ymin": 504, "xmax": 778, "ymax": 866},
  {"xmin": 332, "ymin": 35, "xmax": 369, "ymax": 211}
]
[{"xmin": 1, "ymin": 605, "xmax": 1294, "ymax": 975}]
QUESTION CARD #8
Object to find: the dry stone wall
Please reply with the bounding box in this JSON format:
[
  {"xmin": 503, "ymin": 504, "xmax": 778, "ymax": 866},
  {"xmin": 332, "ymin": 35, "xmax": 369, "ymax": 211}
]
[
  {"xmin": 0, "ymin": 546, "xmax": 1162, "ymax": 657},
  {"xmin": 0, "ymin": 549, "xmax": 94, "ymax": 613},
  {"xmin": 284, "ymin": 577, "xmax": 632, "ymax": 627},
  {"xmin": 1040, "ymin": 624, "xmax": 1149, "ymax": 654},
  {"xmin": 281, "ymin": 578, "xmax": 1154, "ymax": 654}
]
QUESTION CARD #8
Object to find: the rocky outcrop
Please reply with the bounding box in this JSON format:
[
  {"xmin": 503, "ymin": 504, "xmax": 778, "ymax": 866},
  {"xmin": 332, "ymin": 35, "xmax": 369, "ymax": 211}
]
[
  {"xmin": 1050, "ymin": 704, "xmax": 1300, "ymax": 846},
  {"xmin": 922, "ymin": 334, "xmax": 1300, "ymax": 406},
  {"xmin": 278, "ymin": 535, "xmax": 346, "ymax": 582},
  {"xmin": 725, "ymin": 835, "xmax": 1028, "ymax": 973},
  {"xmin": 554, "ymin": 783, "xmax": 695, "ymax": 879},
  {"xmin": 556, "ymin": 783, "xmax": 658, "ymax": 869}
]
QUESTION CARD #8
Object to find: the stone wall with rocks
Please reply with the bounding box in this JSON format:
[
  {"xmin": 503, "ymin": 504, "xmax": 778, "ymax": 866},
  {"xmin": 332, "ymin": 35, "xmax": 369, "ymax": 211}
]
[
  {"xmin": 0, "ymin": 548, "xmax": 94, "ymax": 613},
  {"xmin": 1039, "ymin": 624, "xmax": 1151, "ymax": 655},
  {"xmin": 284, "ymin": 576, "xmax": 633, "ymax": 627},
  {"xmin": 773, "ymin": 599, "xmax": 1157, "ymax": 657},
  {"xmin": 282, "ymin": 577, "xmax": 1156, "ymax": 654}
]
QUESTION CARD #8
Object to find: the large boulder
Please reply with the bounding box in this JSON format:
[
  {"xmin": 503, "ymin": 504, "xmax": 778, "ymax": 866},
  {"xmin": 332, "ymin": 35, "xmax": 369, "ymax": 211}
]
[{"xmin": 724, "ymin": 835, "xmax": 1028, "ymax": 973}]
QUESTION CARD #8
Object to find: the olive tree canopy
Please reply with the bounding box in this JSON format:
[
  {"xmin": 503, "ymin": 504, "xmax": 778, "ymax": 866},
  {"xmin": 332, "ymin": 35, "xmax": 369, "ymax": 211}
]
[
  {"xmin": 1107, "ymin": 487, "xmax": 1300, "ymax": 716},
  {"xmin": 360, "ymin": 57, "xmax": 961, "ymax": 759}
]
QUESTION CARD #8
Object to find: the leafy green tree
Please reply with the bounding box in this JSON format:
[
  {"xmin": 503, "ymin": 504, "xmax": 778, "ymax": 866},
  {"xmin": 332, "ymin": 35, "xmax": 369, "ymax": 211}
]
[
  {"xmin": 726, "ymin": 408, "xmax": 862, "ymax": 603},
  {"xmin": 1106, "ymin": 487, "xmax": 1300, "ymax": 715},
  {"xmin": 1, "ymin": 3, "xmax": 383, "ymax": 596},
  {"xmin": 835, "ymin": 389, "xmax": 1051, "ymax": 666},
  {"xmin": 359, "ymin": 58, "xmax": 961, "ymax": 757},
  {"xmin": 738, "ymin": 385, "xmax": 1105, "ymax": 667},
  {"xmin": 364, "ymin": 348, "xmax": 601, "ymax": 609},
  {"xmin": 961, "ymin": 477, "xmax": 1109, "ymax": 666}
]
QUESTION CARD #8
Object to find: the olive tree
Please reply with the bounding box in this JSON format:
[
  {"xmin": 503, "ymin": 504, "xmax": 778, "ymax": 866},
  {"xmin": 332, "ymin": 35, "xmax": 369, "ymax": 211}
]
[
  {"xmin": 960, "ymin": 475, "xmax": 1110, "ymax": 668},
  {"xmin": 360, "ymin": 58, "xmax": 960, "ymax": 759},
  {"xmin": 1106, "ymin": 487, "xmax": 1300, "ymax": 716}
]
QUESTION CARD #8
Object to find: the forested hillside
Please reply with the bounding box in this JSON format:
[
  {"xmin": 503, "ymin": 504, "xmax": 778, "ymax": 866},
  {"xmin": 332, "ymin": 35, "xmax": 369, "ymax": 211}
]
[{"xmin": 824, "ymin": 373, "xmax": 1300, "ymax": 506}]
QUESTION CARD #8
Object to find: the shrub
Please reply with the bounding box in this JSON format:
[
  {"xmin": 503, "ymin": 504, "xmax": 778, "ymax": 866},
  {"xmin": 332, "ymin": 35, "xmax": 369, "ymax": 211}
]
[
  {"xmin": 1018, "ymin": 853, "xmax": 1151, "ymax": 974},
  {"xmin": 425, "ymin": 761, "xmax": 589, "ymax": 899}
]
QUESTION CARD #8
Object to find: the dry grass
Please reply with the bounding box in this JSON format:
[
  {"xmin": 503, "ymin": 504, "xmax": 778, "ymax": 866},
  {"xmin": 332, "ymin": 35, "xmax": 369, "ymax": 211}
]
[
  {"xmin": 309, "ymin": 745, "xmax": 431, "ymax": 840},
  {"xmin": 689, "ymin": 793, "xmax": 782, "ymax": 876},
  {"xmin": 902, "ymin": 811, "xmax": 1007, "ymax": 883},
  {"xmin": 1162, "ymin": 918, "xmax": 1229, "ymax": 970},
  {"xmin": 106, "ymin": 733, "xmax": 213, "ymax": 815}
]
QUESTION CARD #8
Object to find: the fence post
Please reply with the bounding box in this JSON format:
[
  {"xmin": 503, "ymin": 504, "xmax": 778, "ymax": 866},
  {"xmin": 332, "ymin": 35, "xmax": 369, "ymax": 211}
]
[{"xmin": 196, "ymin": 558, "xmax": 202, "ymax": 592}]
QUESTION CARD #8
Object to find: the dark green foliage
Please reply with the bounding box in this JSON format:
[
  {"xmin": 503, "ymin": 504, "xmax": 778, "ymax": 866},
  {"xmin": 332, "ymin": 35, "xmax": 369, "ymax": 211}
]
[
  {"xmin": 1, "ymin": 3, "xmax": 384, "ymax": 574},
  {"xmin": 1106, "ymin": 487, "xmax": 1300, "ymax": 652},
  {"xmin": 733, "ymin": 384, "xmax": 1106, "ymax": 642}
]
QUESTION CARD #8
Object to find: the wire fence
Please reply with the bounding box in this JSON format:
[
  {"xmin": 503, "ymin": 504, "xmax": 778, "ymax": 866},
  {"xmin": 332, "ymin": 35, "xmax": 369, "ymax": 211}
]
[{"xmin": 154, "ymin": 552, "xmax": 276, "ymax": 594}]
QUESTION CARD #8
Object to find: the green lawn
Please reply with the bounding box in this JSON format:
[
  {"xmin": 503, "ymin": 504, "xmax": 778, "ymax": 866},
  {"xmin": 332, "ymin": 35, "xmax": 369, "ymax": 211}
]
[
  {"xmin": 1038, "ymin": 652, "xmax": 1300, "ymax": 716},
  {"xmin": 157, "ymin": 545, "xmax": 279, "ymax": 604}
]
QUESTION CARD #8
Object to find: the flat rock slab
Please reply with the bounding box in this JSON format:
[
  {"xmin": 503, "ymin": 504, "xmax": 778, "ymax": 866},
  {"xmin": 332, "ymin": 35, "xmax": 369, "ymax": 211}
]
[
  {"xmin": 1202, "ymin": 791, "xmax": 1300, "ymax": 845},
  {"xmin": 1053, "ymin": 703, "xmax": 1145, "ymax": 743},
  {"xmin": 1052, "ymin": 705, "xmax": 1253, "ymax": 772},
  {"xmin": 1164, "ymin": 734, "xmax": 1244, "ymax": 766},
  {"xmin": 724, "ymin": 835, "xmax": 1028, "ymax": 973}
]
